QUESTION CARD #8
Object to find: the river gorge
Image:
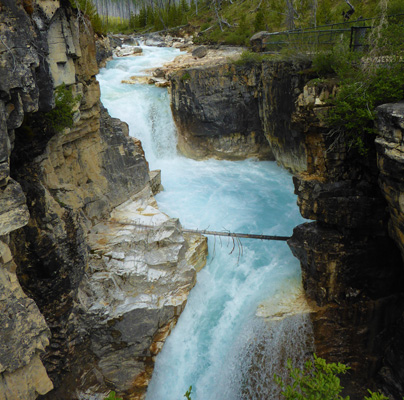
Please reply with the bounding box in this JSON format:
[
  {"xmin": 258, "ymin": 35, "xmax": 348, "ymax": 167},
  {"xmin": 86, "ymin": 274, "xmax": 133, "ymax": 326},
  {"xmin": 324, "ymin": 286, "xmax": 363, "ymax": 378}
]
[
  {"xmin": 1, "ymin": 1, "xmax": 404, "ymax": 400},
  {"xmin": 98, "ymin": 45, "xmax": 311, "ymax": 399}
]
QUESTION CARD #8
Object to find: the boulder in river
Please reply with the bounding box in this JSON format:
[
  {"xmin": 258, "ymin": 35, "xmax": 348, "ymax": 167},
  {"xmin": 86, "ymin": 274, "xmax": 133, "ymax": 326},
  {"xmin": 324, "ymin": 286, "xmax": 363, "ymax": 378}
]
[{"xmin": 115, "ymin": 46, "xmax": 143, "ymax": 57}]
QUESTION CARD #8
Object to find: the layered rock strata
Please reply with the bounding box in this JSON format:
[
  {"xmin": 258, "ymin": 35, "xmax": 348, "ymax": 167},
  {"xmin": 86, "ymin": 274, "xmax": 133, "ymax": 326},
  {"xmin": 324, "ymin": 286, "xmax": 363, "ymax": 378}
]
[
  {"xmin": 0, "ymin": 1, "xmax": 54, "ymax": 397},
  {"xmin": 168, "ymin": 60, "xmax": 312, "ymax": 171},
  {"xmin": 288, "ymin": 81, "xmax": 404, "ymax": 398},
  {"xmin": 168, "ymin": 54, "xmax": 404, "ymax": 396},
  {"xmin": 0, "ymin": 1, "xmax": 207, "ymax": 399},
  {"xmin": 170, "ymin": 64, "xmax": 273, "ymax": 160},
  {"xmin": 374, "ymin": 102, "xmax": 404, "ymax": 397}
]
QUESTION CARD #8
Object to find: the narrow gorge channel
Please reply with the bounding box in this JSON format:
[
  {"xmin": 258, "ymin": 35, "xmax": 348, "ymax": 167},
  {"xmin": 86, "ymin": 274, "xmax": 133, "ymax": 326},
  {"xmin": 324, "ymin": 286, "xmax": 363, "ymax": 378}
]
[{"xmin": 98, "ymin": 46, "xmax": 312, "ymax": 399}]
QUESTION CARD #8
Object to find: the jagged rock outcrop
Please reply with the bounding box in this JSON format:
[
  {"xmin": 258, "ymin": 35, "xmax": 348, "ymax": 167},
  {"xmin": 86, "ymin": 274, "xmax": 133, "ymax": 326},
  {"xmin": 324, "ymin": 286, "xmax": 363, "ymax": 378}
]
[
  {"xmin": 48, "ymin": 189, "xmax": 207, "ymax": 400},
  {"xmin": 95, "ymin": 35, "xmax": 113, "ymax": 68},
  {"xmin": 170, "ymin": 63, "xmax": 273, "ymax": 160},
  {"xmin": 0, "ymin": 241, "xmax": 53, "ymax": 400},
  {"xmin": 288, "ymin": 81, "xmax": 404, "ymax": 399},
  {"xmin": 374, "ymin": 102, "xmax": 404, "ymax": 398},
  {"xmin": 168, "ymin": 59, "xmax": 313, "ymax": 171},
  {"xmin": 376, "ymin": 103, "xmax": 404, "ymax": 260},
  {"xmin": 0, "ymin": 1, "xmax": 207, "ymax": 399},
  {"xmin": 0, "ymin": 1, "xmax": 53, "ymax": 397}
]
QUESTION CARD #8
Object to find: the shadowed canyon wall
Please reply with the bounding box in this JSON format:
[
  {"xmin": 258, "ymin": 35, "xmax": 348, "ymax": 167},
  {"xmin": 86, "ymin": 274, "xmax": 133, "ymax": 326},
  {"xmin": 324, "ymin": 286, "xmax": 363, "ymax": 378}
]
[
  {"xmin": 1, "ymin": 2, "xmax": 404, "ymax": 397},
  {"xmin": 169, "ymin": 63, "xmax": 404, "ymax": 399},
  {"xmin": 0, "ymin": 2, "xmax": 206, "ymax": 399},
  {"xmin": 169, "ymin": 60, "xmax": 312, "ymax": 171}
]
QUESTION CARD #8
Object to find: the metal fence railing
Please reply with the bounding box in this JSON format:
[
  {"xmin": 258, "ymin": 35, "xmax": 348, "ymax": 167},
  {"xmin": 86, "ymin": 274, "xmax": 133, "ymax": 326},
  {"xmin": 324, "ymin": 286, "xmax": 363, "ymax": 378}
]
[{"xmin": 251, "ymin": 14, "xmax": 404, "ymax": 53}]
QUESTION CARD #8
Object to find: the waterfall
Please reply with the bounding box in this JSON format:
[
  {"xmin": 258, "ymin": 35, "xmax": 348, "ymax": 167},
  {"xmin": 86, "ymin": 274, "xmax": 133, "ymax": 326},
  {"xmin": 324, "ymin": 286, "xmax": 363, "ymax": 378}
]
[{"xmin": 98, "ymin": 45, "xmax": 313, "ymax": 400}]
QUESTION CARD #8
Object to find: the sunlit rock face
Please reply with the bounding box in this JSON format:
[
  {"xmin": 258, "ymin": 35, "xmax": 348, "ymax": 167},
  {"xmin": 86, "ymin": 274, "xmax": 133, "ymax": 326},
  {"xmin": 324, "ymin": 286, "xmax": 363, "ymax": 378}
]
[
  {"xmin": 0, "ymin": 1, "xmax": 207, "ymax": 399},
  {"xmin": 0, "ymin": 1, "xmax": 52, "ymax": 397}
]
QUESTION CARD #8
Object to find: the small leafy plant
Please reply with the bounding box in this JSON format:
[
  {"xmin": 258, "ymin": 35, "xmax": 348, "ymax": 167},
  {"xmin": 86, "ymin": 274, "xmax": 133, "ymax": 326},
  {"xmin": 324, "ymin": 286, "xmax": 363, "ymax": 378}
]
[
  {"xmin": 180, "ymin": 72, "xmax": 191, "ymax": 81},
  {"xmin": 275, "ymin": 355, "xmax": 390, "ymax": 400},
  {"xmin": 45, "ymin": 83, "xmax": 80, "ymax": 133},
  {"xmin": 274, "ymin": 354, "xmax": 350, "ymax": 400},
  {"xmin": 104, "ymin": 391, "xmax": 123, "ymax": 400},
  {"xmin": 184, "ymin": 385, "xmax": 193, "ymax": 400}
]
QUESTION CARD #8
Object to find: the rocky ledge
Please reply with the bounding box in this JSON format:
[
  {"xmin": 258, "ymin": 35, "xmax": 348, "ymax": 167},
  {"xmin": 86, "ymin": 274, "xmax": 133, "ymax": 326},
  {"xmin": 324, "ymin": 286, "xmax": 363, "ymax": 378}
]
[
  {"xmin": 50, "ymin": 186, "xmax": 207, "ymax": 400},
  {"xmin": 165, "ymin": 57, "xmax": 312, "ymax": 170},
  {"xmin": 0, "ymin": 2, "xmax": 207, "ymax": 399},
  {"xmin": 288, "ymin": 81, "xmax": 404, "ymax": 398}
]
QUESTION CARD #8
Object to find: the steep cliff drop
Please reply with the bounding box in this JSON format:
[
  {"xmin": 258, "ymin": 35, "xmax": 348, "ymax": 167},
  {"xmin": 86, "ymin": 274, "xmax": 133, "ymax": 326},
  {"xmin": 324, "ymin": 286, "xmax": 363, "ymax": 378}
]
[
  {"xmin": 0, "ymin": 2, "xmax": 206, "ymax": 399},
  {"xmin": 167, "ymin": 58, "xmax": 404, "ymax": 398},
  {"xmin": 97, "ymin": 45, "xmax": 314, "ymax": 399}
]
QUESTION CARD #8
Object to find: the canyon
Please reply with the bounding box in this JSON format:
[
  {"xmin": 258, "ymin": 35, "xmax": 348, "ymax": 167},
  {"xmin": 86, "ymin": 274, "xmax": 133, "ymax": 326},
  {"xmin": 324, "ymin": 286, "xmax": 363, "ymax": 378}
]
[
  {"xmin": 167, "ymin": 57, "xmax": 404, "ymax": 398},
  {"xmin": 1, "ymin": 1, "xmax": 404, "ymax": 399},
  {"xmin": 0, "ymin": 2, "xmax": 206, "ymax": 399}
]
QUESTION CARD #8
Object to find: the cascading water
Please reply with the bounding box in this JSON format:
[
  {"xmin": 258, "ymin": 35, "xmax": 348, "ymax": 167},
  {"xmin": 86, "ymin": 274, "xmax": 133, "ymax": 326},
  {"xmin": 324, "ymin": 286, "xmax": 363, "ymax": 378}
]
[{"xmin": 98, "ymin": 45, "xmax": 313, "ymax": 400}]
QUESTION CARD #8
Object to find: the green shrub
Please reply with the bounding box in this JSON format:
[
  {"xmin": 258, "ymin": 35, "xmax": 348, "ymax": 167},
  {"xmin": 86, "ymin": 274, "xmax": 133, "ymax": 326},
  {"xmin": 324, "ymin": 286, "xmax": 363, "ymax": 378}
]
[
  {"xmin": 233, "ymin": 50, "xmax": 272, "ymax": 65},
  {"xmin": 45, "ymin": 84, "xmax": 80, "ymax": 133},
  {"xmin": 253, "ymin": 9, "xmax": 266, "ymax": 32},
  {"xmin": 327, "ymin": 62, "xmax": 404, "ymax": 155},
  {"xmin": 69, "ymin": 0, "xmax": 105, "ymax": 34},
  {"xmin": 180, "ymin": 72, "xmax": 191, "ymax": 81},
  {"xmin": 275, "ymin": 355, "xmax": 389, "ymax": 400},
  {"xmin": 275, "ymin": 354, "xmax": 350, "ymax": 400}
]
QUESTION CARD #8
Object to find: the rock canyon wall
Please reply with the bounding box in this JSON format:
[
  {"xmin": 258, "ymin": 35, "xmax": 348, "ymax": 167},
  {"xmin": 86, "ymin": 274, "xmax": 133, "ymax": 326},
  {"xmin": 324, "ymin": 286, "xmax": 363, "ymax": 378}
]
[
  {"xmin": 0, "ymin": 2, "xmax": 206, "ymax": 399},
  {"xmin": 1, "ymin": 2, "xmax": 404, "ymax": 398},
  {"xmin": 169, "ymin": 61, "xmax": 404, "ymax": 398}
]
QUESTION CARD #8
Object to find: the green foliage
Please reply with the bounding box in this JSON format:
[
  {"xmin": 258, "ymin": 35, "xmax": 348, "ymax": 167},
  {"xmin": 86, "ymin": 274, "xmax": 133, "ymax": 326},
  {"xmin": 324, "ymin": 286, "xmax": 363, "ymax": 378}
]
[
  {"xmin": 180, "ymin": 72, "xmax": 191, "ymax": 81},
  {"xmin": 309, "ymin": 15, "xmax": 404, "ymax": 155},
  {"xmin": 104, "ymin": 391, "xmax": 123, "ymax": 400},
  {"xmin": 45, "ymin": 84, "xmax": 80, "ymax": 133},
  {"xmin": 233, "ymin": 50, "xmax": 273, "ymax": 65},
  {"xmin": 184, "ymin": 385, "xmax": 193, "ymax": 400},
  {"xmin": 275, "ymin": 355, "xmax": 391, "ymax": 400},
  {"xmin": 69, "ymin": 0, "xmax": 104, "ymax": 34},
  {"xmin": 274, "ymin": 354, "xmax": 351, "ymax": 400},
  {"xmin": 312, "ymin": 42, "xmax": 354, "ymax": 77},
  {"xmin": 364, "ymin": 390, "xmax": 389, "ymax": 400},
  {"xmin": 326, "ymin": 58, "xmax": 404, "ymax": 155},
  {"xmin": 254, "ymin": 9, "xmax": 266, "ymax": 32}
]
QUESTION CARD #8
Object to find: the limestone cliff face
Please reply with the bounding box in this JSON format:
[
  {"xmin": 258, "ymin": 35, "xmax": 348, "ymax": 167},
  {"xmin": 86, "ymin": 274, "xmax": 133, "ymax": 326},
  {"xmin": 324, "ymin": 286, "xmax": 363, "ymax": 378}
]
[
  {"xmin": 0, "ymin": 1, "xmax": 207, "ymax": 399},
  {"xmin": 169, "ymin": 59, "xmax": 312, "ymax": 172},
  {"xmin": 0, "ymin": 1, "xmax": 53, "ymax": 398}
]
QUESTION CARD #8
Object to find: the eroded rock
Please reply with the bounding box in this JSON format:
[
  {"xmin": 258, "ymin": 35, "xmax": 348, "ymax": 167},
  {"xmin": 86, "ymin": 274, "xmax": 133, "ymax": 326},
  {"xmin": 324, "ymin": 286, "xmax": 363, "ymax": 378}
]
[
  {"xmin": 169, "ymin": 63, "xmax": 273, "ymax": 160},
  {"xmin": 192, "ymin": 45, "xmax": 207, "ymax": 58},
  {"xmin": 115, "ymin": 46, "xmax": 143, "ymax": 58}
]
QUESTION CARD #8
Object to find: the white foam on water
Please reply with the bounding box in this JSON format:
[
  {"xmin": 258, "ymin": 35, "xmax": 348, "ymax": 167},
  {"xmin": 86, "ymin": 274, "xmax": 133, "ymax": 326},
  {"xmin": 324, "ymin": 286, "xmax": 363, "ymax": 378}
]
[{"xmin": 98, "ymin": 46, "xmax": 311, "ymax": 400}]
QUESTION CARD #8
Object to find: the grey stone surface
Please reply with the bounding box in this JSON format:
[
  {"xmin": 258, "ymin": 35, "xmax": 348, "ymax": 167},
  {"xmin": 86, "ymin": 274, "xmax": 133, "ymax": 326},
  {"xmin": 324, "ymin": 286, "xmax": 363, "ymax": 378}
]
[
  {"xmin": 0, "ymin": 179, "xmax": 29, "ymax": 236},
  {"xmin": 192, "ymin": 45, "xmax": 208, "ymax": 58}
]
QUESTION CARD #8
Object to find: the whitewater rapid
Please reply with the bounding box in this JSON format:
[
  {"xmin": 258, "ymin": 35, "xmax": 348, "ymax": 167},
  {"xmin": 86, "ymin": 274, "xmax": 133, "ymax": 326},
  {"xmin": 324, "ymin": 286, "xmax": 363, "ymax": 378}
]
[{"xmin": 98, "ymin": 45, "xmax": 312, "ymax": 400}]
